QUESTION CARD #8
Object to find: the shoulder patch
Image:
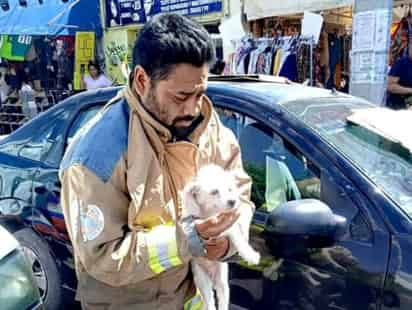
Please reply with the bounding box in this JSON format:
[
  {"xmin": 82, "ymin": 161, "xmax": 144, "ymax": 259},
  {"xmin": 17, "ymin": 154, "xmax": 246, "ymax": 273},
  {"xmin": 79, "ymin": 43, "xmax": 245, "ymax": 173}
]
[{"xmin": 60, "ymin": 99, "xmax": 129, "ymax": 182}]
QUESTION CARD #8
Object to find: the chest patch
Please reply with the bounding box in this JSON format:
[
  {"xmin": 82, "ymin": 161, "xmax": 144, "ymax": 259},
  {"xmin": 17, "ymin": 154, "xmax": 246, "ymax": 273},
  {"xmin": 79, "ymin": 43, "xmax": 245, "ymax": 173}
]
[{"xmin": 80, "ymin": 204, "xmax": 105, "ymax": 242}]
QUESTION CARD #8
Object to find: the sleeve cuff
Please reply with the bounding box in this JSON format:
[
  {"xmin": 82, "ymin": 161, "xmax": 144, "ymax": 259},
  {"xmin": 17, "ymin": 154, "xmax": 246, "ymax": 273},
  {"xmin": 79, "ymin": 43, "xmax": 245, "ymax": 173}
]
[{"xmin": 181, "ymin": 216, "xmax": 205, "ymax": 257}]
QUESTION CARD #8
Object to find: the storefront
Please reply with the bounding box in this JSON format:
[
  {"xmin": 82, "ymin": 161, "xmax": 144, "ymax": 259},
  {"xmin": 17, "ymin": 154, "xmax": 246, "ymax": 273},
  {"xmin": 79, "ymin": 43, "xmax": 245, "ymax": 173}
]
[
  {"xmin": 0, "ymin": 0, "xmax": 102, "ymax": 133},
  {"xmin": 101, "ymin": 0, "xmax": 228, "ymax": 84},
  {"xmin": 225, "ymin": 0, "xmax": 354, "ymax": 91}
]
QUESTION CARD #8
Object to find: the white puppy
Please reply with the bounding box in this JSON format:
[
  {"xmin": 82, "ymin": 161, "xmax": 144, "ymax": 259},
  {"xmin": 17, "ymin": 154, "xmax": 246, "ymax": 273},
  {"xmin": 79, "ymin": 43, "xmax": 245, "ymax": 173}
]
[{"xmin": 182, "ymin": 164, "xmax": 260, "ymax": 310}]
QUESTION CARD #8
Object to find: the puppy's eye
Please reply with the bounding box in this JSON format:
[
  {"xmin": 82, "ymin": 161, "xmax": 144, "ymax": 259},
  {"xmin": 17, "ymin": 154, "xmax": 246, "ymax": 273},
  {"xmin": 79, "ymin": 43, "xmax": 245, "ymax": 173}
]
[
  {"xmin": 210, "ymin": 189, "xmax": 219, "ymax": 196},
  {"xmin": 228, "ymin": 188, "xmax": 233, "ymax": 192}
]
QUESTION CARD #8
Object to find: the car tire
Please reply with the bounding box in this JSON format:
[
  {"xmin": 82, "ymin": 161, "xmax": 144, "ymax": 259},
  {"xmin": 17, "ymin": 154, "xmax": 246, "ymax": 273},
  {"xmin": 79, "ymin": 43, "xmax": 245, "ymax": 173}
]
[{"xmin": 14, "ymin": 228, "xmax": 63, "ymax": 310}]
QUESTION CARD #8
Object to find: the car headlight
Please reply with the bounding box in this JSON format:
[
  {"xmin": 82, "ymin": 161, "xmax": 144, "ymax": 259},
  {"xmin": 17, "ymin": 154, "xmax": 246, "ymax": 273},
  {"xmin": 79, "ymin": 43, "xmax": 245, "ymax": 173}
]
[{"xmin": 0, "ymin": 248, "xmax": 42, "ymax": 310}]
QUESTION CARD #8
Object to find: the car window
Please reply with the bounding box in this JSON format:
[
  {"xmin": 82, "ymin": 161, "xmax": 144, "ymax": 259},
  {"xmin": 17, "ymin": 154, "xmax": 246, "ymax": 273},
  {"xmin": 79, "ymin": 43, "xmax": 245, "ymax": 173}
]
[
  {"xmin": 218, "ymin": 107, "xmax": 371, "ymax": 242},
  {"xmin": 67, "ymin": 105, "xmax": 103, "ymax": 145},
  {"xmin": 238, "ymin": 116, "xmax": 321, "ymax": 212},
  {"xmin": 18, "ymin": 126, "xmax": 55, "ymax": 162},
  {"xmin": 217, "ymin": 107, "xmax": 321, "ymax": 212},
  {"xmin": 215, "ymin": 107, "xmax": 243, "ymax": 138},
  {"xmin": 0, "ymin": 108, "xmax": 69, "ymax": 162}
]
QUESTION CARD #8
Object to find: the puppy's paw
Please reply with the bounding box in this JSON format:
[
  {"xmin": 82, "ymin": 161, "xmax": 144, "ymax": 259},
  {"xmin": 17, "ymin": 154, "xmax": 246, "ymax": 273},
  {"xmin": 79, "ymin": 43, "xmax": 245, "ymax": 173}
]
[{"xmin": 246, "ymin": 250, "xmax": 260, "ymax": 265}]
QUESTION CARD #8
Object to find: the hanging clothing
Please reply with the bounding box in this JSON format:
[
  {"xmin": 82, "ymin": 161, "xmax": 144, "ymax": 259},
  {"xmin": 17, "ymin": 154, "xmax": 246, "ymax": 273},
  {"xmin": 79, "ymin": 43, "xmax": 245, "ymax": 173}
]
[
  {"xmin": 327, "ymin": 33, "xmax": 342, "ymax": 89},
  {"xmin": 248, "ymin": 47, "xmax": 260, "ymax": 74},
  {"xmin": 279, "ymin": 54, "xmax": 298, "ymax": 82},
  {"xmin": 272, "ymin": 49, "xmax": 283, "ymax": 75}
]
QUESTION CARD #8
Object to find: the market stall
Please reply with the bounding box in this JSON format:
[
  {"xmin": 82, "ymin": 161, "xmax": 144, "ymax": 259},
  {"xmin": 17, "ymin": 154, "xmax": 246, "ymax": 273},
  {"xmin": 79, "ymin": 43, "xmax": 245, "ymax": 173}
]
[
  {"xmin": 227, "ymin": 1, "xmax": 354, "ymax": 91},
  {"xmin": 0, "ymin": 0, "xmax": 102, "ymax": 133}
]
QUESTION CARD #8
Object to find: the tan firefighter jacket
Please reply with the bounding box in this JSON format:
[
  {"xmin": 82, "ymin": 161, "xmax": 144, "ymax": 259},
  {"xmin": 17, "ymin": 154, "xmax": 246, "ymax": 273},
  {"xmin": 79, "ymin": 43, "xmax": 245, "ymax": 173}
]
[{"xmin": 59, "ymin": 85, "xmax": 254, "ymax": 310}]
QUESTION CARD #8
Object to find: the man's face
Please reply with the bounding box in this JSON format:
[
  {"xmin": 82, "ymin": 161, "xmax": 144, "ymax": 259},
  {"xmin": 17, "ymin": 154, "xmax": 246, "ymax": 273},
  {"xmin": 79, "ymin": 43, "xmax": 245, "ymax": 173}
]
[{"xmin": 136, "ymin": 63, "xmax": 208, "ymax": 133}]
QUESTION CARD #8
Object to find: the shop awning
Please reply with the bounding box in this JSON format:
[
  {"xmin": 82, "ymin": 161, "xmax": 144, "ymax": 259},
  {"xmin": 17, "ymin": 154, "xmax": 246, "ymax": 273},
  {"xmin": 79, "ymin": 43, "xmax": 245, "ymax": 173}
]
[
  {"xmin": 245, "ymin": 0, "xmax": 354, "ymax": 21},
  {"xmin": 0, "ymin": 0, "xmax": 102, "ymax": 37}
]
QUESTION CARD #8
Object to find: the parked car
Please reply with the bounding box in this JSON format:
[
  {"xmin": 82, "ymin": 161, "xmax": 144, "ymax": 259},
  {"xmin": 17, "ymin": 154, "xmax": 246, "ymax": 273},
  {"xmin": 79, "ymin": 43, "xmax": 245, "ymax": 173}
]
[
  {"xmin": 0, "ymin": 222, "xmax": 43, "ymax": 310},
  {"xmin": 0, "ymin": 76, "xmax": 412, "ymax": 310}
]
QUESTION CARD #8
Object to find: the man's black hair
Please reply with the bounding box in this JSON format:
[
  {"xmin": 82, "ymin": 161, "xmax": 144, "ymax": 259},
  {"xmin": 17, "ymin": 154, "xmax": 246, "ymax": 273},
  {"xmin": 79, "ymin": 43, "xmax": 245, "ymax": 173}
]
[{"xmin": 132, "ymin": 13, "xmax": 215, "ymax": 81}]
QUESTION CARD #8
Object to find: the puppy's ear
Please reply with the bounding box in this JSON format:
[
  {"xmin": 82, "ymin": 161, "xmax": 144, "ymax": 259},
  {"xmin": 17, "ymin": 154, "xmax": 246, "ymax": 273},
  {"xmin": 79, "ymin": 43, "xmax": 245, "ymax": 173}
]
[
  {"xmin": 181, "ymin": 181, "xmax": 201, "ymax": 218},
  {"xmin": 189, "ymin": 183, "xmax": 201, "ymax": 199}
]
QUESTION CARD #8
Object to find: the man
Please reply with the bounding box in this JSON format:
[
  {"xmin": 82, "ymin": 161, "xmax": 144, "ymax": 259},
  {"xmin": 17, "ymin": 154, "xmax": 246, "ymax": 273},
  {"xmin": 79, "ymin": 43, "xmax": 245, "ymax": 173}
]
[
  {"xmin": 387, "ymin": 35, "xmax": 412, "ymax": 109},
  {"xmin": 59, "ymin": 13, "xmax": 254, "ymax": 310}
]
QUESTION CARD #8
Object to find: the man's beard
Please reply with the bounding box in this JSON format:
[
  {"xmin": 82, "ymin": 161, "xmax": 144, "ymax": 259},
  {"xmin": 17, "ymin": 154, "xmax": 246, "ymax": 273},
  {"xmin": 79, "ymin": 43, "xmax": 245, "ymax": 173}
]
[
  {"xmin": 143, "ymin": 88, "xmax": 202, "ymax": 141},
  {"xmin": 170, "ymin": 115, "xmax": 203, "ymax": 141}
]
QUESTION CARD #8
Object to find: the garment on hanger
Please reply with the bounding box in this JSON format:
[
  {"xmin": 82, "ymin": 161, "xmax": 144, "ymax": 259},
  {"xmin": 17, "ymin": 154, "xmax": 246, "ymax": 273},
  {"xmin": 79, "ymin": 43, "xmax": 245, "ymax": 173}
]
[
  {"xmin": 279, "ymin": 53, "xmax": 297, "ymax": 81},
  {"xmin": 272, "ymin": 49, "xmax": 283, "ymax": 75},
  {"xmin": 327, "ymin": 32, "xmax": 342, "ymax": 89}
]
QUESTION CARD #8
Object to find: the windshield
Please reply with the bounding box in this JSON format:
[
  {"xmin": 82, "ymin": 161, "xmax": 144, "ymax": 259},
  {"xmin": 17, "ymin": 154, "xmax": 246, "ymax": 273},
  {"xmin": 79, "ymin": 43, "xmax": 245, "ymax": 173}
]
[{"xmin": 283, "ymin": 98, "xmax": 412, "ymax": 217}]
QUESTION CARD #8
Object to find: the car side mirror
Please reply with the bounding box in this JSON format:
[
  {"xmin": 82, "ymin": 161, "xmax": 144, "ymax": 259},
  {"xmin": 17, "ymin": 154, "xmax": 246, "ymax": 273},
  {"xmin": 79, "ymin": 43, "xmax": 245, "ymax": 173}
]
[{"xmin": 264, "ymin": 199, "xmax": 347, "ymax": 257}]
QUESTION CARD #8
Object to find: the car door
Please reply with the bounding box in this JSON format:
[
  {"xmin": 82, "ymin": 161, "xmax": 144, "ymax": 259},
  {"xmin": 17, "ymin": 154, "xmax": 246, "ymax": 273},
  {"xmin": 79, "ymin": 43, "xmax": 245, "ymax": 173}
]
[
  {"xmin": 215, "ymin": 104, "xmax": 390, "ymax": 310},
  {"xmin": 31, "ymin": 103, "xmax": 103, "ymax": 241}
]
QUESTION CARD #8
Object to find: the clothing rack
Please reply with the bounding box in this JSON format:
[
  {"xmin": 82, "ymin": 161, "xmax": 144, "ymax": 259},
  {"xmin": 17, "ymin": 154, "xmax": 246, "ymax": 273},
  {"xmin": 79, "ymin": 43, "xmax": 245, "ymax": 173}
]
[{"xmin": 230, "ymin": 35, "xmax": 315, "ymax": 85}]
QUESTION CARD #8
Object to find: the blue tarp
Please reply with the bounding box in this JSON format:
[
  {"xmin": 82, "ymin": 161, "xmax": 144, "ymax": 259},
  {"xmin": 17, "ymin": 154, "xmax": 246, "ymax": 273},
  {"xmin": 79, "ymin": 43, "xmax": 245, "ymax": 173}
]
[{"xmin": 0, "ymin": 0, "xmax": 102, "ymax": 37}]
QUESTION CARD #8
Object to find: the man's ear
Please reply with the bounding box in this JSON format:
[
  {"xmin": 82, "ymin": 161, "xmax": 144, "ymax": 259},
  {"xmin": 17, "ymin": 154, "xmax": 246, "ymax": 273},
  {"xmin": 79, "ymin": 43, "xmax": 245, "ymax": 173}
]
[{"xmin": 132, "ymin": 65, "xmax": 150, "ymax": 99}]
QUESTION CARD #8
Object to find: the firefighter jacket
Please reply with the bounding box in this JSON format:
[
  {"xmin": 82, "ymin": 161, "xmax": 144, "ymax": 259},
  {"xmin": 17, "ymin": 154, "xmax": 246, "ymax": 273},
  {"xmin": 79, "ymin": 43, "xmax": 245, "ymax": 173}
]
[{"xmin": 59, "ymin": 85, "xmax": 254, "ymax": 310}]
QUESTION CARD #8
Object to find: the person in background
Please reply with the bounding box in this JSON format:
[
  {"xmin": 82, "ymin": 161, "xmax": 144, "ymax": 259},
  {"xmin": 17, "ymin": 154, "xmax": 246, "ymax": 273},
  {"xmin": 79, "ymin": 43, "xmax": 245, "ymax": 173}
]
[
  {"xmin": 0, "ymin": 68, "xmax": 10, "ymax": 105},
  {"xmin": 5, "ymin": 64, "xmax": 22, "ymax": 95},
  {"xmin": 19, "ymin": 78, "xmax": 37, "ymax": 120},
  {"xmin": 387, "ymin": 34, "xmax": 412, "ymax": 109},
  {"xmin": 81, "ymin": 61, "xmax": 112, "ymax": 90}
]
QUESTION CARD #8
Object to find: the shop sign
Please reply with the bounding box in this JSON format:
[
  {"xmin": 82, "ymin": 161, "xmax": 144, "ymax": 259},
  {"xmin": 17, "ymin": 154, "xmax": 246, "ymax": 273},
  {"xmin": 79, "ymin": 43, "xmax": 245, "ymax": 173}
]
[
  {"xmin": 351, "ymin": 9, "xmax": 391, "ymax": 85},
  {"xmin": 103, "ymin": 30, "xmax": 131, "ymax": 85},
  {"xmin": 74, "ymin": 32, "xmax": 95, "ymax": 91},
  {"xmin": 0, "ymin": 35, "xmax": 32, "ymax": 61},
  {"xmin": 106, "ymin": 0, "xmax": 223, "ymax": 27}
]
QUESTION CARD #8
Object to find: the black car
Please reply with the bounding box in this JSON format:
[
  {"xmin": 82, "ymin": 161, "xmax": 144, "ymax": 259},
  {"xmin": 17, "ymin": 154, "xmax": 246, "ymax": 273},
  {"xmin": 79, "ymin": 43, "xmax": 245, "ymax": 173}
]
[{"xmin": 1, "ymin": 76, "xmax": 412, "ymax": 310}]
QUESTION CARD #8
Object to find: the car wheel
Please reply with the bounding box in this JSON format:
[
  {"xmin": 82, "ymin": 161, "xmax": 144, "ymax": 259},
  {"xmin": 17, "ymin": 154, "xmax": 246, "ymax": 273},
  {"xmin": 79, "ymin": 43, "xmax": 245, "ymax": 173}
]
[{"xmin": 14, "ymin": 228, "xmax": 63, "ymax": 310}]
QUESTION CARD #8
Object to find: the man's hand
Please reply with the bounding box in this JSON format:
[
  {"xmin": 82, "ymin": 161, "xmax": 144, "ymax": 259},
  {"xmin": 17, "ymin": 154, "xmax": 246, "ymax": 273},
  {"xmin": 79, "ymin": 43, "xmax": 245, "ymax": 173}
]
[
  {"xmin": 194, "ymin": 208, "xmax": 240, "ymax": 260},
  {"xmin": 195, "ymin": 209, "xmax": 240, "ymax": 239},
  {"xmin": 204, "ymin": 237, "xmax": 230, "ymax": 260}
]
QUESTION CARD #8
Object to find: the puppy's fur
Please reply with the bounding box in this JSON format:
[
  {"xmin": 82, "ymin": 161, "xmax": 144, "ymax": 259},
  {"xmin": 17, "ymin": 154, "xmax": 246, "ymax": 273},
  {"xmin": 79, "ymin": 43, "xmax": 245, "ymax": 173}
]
[{"xmin": 182, "ymin": 165, "xmax": 260, "ymax": 310}]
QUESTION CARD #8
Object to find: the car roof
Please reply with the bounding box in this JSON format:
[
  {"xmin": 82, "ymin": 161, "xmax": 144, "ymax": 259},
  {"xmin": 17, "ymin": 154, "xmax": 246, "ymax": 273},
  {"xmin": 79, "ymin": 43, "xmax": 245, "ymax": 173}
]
[
  {"xmin": 207, "ymin": 80, "xmax": 352, "ymax": 107},
  {"xmin": 58, "ymin": 75, "xmax": 356, "ymax": 112}
]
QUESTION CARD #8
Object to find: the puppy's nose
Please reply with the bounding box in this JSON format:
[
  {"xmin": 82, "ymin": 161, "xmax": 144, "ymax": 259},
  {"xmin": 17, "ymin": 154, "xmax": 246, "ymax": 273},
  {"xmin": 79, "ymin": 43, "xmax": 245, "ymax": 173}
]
[{"xmin": 228, "ymin": 200, "xmax": 236, "ymax": 208}]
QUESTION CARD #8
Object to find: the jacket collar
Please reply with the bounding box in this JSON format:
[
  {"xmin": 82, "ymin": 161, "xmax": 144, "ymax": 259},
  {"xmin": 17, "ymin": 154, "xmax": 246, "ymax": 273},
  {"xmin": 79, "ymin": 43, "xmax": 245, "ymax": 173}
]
[{"xmin": 122, "ymin": 85, "xmax": 213, "ymax": 145}]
